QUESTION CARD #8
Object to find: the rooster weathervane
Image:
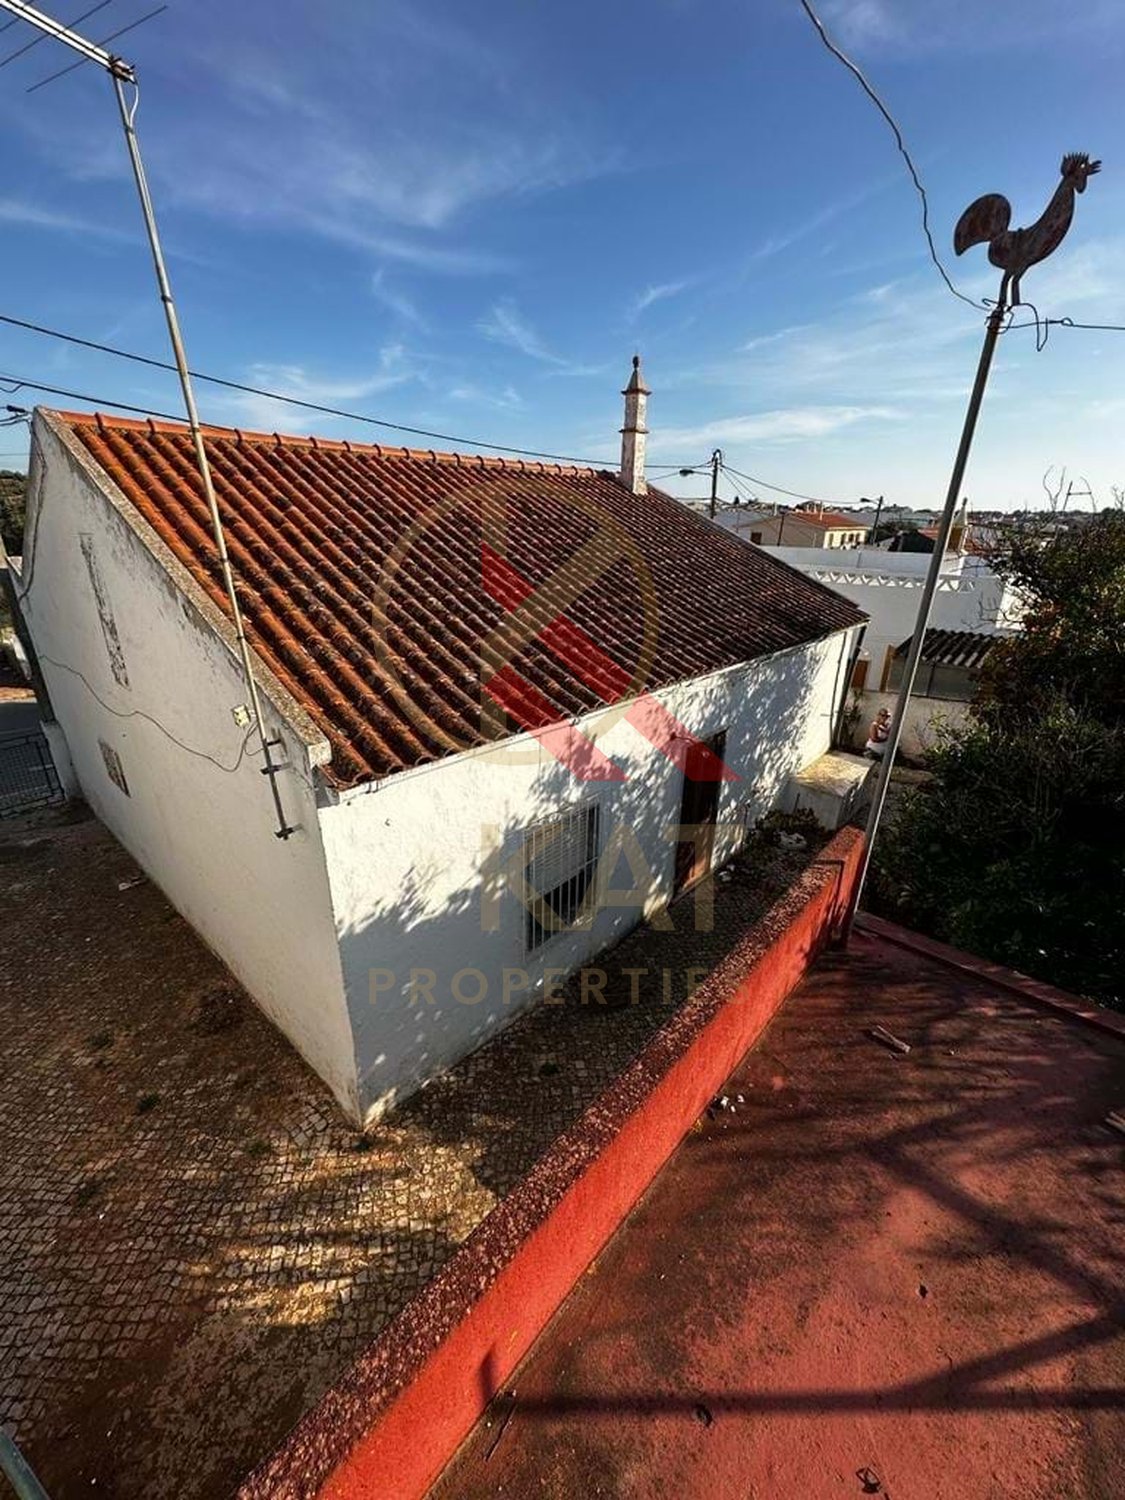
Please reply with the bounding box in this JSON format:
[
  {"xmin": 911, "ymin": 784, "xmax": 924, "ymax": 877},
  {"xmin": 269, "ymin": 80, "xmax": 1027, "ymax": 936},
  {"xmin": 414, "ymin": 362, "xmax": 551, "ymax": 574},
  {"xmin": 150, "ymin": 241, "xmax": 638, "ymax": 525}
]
[{"xmin": 954, "ymin": 152, "xmax": 1101, "ymax": 305}]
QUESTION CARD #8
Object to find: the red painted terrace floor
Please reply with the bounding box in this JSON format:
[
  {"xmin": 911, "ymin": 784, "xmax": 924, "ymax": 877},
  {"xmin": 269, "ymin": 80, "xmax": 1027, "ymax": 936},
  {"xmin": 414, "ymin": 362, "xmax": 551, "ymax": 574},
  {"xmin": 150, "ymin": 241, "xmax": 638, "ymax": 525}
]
[{"xmin": 431, "ymin": 926, "xmax": 1125, "ymax": 1500}]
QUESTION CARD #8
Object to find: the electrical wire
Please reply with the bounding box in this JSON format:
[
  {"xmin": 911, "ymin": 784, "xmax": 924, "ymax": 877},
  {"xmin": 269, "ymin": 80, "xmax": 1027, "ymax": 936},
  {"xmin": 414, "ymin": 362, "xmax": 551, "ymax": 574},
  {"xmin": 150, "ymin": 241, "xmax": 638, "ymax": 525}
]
[
  {"xmin": 0, "ymin": 371, "xmax": 183, "ymax": 422},
  {"xmin": 0, "ymin": 316, "xmax": 679, "ymax": 466},
  {"xmin": 37, "ymin": 655, "xmax": 257, "ymax": 771},
  {"xmin": 0, "ymin": 316, "xmax": 709, "ymax": 468},
  {"xmin": 12, "ymin": 437, "xmax": 254, "ymax": 777},
  {"xmin": 1004, "ymin": 316, "xmax": 1125, "ymax": 337},
  {"xmin": 796, "ymin": 0, "xmax": 984, "ymax": 312},
  {"xmin": 646, "ymin": 463, "xmax": 711, "ymax": 482},
  {"xmin": 720, "ymin": 460, "xmax": 837, "ymax": 507},
  {"xmin": 722, "ymin": 468, "xmax": 761, "ymax": 508}
]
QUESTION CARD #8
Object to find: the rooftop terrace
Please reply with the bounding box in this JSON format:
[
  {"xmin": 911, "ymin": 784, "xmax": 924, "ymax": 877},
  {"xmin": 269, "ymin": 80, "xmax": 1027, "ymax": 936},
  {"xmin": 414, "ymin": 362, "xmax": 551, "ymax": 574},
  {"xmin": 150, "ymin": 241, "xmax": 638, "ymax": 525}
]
[{"xmin": 435, "ymin": 923, "xmax": 1125, "ymax": 1499}]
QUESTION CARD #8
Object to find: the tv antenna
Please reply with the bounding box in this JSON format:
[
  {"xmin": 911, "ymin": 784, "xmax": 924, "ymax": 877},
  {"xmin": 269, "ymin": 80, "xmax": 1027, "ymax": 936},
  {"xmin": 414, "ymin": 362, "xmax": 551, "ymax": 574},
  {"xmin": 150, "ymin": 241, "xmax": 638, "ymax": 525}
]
[{"xmin": 0, "ymin": 0, "xmax": 296, "ymax": 839}]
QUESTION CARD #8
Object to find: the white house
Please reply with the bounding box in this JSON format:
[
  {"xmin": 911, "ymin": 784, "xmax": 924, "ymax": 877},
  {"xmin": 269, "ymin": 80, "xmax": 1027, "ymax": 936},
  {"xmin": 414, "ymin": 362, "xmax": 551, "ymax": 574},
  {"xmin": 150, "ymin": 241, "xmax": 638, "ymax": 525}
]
[
  {"xmin": 11, "ymin": 363, "xmax": 865, "ymax": 1125},
  {"xmin": 740, "ymin": 505, "xmax": 868, "ymax": 550},
  {"xmin": 765, "ymin": 542, "xmax": 1023, "ymax": 690}
]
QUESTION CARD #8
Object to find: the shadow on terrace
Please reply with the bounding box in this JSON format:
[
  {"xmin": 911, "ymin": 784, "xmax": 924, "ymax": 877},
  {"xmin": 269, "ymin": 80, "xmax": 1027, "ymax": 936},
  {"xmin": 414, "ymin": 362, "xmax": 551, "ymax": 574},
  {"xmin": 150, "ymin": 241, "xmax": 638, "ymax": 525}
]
[{"xmin": 433, "ymin": 930, "xmax": 1125, "ymax": 1500}]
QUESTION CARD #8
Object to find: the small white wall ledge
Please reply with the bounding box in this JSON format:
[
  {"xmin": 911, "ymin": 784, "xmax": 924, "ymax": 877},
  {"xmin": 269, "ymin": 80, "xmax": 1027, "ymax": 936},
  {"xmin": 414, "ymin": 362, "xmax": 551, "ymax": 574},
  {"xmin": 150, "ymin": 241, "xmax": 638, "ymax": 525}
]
[{"xmin": 783, "ymin": 749, "xmax": 872, "ymax": 831}]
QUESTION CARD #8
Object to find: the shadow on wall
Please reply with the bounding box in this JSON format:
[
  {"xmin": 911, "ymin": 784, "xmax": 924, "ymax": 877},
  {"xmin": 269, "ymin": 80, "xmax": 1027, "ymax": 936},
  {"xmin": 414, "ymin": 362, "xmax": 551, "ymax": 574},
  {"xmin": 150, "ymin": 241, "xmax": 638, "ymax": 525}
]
[
  {"xmin": 332, "ymin": 637, "xmax": 843, "ymax": 1124},
  {"xmin": 851, "ymin": 688, "xmax": 971, "ymax": 761}
]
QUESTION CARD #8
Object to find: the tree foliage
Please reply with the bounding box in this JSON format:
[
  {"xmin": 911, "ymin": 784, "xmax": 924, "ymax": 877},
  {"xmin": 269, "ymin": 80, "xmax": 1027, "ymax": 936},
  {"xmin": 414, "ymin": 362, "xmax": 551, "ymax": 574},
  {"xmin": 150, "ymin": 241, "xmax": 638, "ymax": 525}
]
[
  {"xmin": 0, "ymin": 470, "xmax": 27, "ymax": 557},
  {"xmin": 870, "ymin": 511, "xmax": 1125, "ymax": 1008}
]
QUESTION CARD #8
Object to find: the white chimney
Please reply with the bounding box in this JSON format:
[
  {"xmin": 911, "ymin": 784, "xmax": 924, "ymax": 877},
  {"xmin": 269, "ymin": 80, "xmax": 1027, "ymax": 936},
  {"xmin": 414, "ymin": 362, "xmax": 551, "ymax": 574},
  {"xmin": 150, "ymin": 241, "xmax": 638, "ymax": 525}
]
[{"xmin": 619, "ymin": 354, "xmax": 650, "ymax": 496}]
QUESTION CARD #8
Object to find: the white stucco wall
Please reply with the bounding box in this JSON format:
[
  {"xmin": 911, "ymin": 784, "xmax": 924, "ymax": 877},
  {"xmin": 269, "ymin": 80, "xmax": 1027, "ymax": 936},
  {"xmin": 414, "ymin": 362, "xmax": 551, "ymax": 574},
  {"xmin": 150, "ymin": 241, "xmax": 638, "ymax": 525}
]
[
  {"xmin": 19, "ymin": 415, "xmax": 359, "ymax": 1118},
  {"xmin": 317, "ymin": 626, "xmax": 860, "ymax": 1122},
  {"xmin": 850, "ymin": 688, "xmax": 973, "ymax": 760},
  {"xmin": 769, "ymin": 545, "xmax": 1023, "ymax": 683}
]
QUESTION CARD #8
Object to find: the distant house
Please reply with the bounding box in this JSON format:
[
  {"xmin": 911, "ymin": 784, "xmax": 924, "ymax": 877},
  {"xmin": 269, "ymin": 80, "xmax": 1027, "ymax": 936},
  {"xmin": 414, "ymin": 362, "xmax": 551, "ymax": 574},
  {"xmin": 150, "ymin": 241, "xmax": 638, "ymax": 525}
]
[
  {"xmin": 10, "ymin": 362, "xmax": 864, "ymax": 1124},
  {"xmin": 749, "ymin": 505, "xmax": 868, "ymax": 550}
]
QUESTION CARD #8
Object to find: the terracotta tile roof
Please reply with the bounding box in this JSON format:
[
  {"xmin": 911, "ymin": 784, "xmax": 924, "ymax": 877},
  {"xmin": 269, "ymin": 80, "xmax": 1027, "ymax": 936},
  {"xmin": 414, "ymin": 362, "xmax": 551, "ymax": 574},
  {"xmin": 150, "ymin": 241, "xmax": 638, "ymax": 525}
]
[
  {"xmin": 55, "ymin": 411, "xmax": 865, "ymax": 787},
  {"xmin": 793, "ymin": 508, "xmax": 866, "ymax": 530}
]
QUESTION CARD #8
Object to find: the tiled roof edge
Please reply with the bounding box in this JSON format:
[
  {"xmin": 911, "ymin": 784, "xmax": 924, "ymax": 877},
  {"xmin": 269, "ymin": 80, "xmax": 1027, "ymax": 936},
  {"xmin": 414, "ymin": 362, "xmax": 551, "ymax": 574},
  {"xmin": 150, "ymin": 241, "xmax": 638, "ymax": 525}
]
[
  {"xmin": 47, "ymin": 407, "xmax": 601, "ymax": 478},
  {"xmin": 34, "ymin": 409, "xmax": 335, "ymax": 773}
]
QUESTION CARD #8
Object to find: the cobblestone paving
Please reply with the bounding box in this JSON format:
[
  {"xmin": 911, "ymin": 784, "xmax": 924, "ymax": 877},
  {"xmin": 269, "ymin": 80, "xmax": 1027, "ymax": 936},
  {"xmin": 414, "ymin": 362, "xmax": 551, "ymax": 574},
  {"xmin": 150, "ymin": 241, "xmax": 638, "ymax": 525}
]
[{"xmin": 0, "ymin": 811, "xmax": 813, "ymax": 1499}]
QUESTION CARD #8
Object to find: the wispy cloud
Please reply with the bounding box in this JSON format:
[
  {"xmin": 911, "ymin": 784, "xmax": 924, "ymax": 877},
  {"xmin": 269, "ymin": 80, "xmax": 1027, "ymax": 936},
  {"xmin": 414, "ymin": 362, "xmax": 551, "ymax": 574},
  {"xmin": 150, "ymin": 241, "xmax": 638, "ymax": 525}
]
[
  {"xmin": 0, "ymin": 198, "xmax": 128, "ymax": 242},
  {"xmin": 348, "ymin": 232, "xmax": 509, "ymax": 277},
  {"xmin": 477, "ymin": 299, "xmax": 600, "ymax": 375},
  {"xmin": 211, "ymin": 347, "xmax": 414, "ymax": 432},
  {"xmin": 371, "ymin": 270, "xmax": 425, "ymax": 328},
  {"xmin": 652, "ymin": 404, "xmax": 901, "ymax": 452},
  {"xmin": 117, "ymin": 4, "xmax": 623, "ymax": 274},
  {"xmin": 627, "ymin": 279, "xmax": 691, "ymax": 321},
  {"xmin": 449, "ymin": 382, "xmax": 523, "ymax": 410},
  {"xmin": 478, "ymin": 300, "xmax": 559, "ymax": 363},
  {"xmin": 746, "ymin": 171, "xmax": 899, "ymax": 265},
  {"xmin": 821, "ymin": 0, "xmax": 1123, "ymax": 55},
  {"xmin": 823, "ymin": 1, "xmax": 899, "ymax": 50}
]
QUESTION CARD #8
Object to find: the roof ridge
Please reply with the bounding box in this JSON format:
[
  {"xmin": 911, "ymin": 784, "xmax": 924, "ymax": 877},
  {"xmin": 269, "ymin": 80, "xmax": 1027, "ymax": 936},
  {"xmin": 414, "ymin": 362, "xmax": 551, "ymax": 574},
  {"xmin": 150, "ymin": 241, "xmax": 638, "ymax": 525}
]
[{"xmin": 48, "ymin": 407, "xmax": 603, "ymax": 478}]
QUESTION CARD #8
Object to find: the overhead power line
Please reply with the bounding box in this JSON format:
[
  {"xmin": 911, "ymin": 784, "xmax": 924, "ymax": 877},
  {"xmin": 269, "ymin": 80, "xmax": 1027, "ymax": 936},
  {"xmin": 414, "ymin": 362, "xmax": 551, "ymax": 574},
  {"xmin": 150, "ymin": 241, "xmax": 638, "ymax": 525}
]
[
  {"xmin": 0, "ymin": 368, "xmax": 853, "ymax": 509},
  {"xmin": 796, "ymin": 0, "xmax": 984, "ymax": 312},
  {"xmin": 0, "ymin": 312, "xmax": 702, "ymax": 468},
  {"xmin": 720, "ymin": 460, "xmax": 837, "ymax": 508},
  {"xmin": 0, "ymin": 371, "xmax": 183, "ymax": 421}
]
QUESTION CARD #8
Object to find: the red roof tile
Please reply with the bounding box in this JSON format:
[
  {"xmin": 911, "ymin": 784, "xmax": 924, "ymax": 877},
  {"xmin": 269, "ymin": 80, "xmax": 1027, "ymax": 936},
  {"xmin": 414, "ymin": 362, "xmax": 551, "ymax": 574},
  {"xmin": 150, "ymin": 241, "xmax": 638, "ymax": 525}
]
[
  {"xmin": 54, "ymin": 411, "xmax": 865, "ymax": 787},
  {"xmin": 792, "ymin": 508, "xmax": 866, "ymax": 530}
]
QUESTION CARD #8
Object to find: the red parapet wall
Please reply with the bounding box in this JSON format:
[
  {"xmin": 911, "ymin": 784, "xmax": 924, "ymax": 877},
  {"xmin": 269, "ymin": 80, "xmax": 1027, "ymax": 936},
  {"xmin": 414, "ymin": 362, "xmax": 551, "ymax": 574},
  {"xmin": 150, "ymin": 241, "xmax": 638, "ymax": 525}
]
[{"xmin": 239, "ymin": 826, "xmax": 865, "ymax": 1500}]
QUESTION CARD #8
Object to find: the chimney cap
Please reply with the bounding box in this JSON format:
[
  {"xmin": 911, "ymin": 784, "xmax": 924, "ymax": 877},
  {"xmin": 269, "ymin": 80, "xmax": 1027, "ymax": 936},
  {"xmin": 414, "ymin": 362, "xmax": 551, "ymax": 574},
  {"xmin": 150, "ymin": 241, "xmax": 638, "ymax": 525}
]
[{"xmin": 622, "ymin": 353, "xmax": 651, "ymax": 397}]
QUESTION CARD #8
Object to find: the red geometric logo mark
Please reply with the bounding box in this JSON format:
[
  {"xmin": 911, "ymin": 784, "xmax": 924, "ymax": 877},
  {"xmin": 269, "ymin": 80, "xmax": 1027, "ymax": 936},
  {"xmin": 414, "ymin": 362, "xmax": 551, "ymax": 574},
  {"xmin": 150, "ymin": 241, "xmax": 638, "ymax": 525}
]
[{"xmin": 481, "ymin": 543, "xmax": 738, "ymax": 785}]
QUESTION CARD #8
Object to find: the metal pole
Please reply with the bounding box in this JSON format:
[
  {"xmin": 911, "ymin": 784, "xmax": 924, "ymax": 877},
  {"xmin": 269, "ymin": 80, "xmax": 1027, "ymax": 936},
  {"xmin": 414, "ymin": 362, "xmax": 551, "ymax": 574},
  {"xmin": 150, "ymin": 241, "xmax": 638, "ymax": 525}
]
[
  {"xmin": 110, "ymin": 75, "xmax": 294, "ymax": 838},
  {"xmin": 845, "ymin": 284, "xmax": 1009, "ymax": 932},
  {"xmin": 0, "ymin": 1428, "xmax": 52, "ymax": 1500},
  {"xmin": 870, "ymin": 493, "xmax": 884, "ymax": 544},
  {"xmin": 708, "ymin": 448, "xmax": 721, "ymax": 520},
  {"xmin": 0, "ymin": 0, "xmax": 294, "ymax": 838}
]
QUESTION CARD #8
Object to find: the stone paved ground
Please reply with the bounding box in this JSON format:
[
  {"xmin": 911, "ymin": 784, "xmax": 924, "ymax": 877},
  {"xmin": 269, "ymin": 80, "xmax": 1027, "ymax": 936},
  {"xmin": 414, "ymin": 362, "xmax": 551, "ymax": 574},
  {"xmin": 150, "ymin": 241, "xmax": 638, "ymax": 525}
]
[{"xmin": 0, "ymin": 808, "xmax": 817, "ymax": 1499}]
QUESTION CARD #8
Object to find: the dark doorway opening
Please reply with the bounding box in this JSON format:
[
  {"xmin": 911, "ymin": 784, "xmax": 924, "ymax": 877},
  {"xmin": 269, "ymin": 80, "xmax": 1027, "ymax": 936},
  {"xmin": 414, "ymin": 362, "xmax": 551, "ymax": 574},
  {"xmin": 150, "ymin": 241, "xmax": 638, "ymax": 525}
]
[{"xmin": 672, "ymin": 731, "xmax": 726, "ymax": 897}]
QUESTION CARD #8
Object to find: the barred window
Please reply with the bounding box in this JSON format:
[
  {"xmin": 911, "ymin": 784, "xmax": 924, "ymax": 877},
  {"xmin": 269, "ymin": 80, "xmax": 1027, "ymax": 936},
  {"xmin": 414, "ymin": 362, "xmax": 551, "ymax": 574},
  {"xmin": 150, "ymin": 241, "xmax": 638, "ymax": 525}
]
[{"xmin": 524, "ymin": 803, "xmax": 600, "ymax": 952}]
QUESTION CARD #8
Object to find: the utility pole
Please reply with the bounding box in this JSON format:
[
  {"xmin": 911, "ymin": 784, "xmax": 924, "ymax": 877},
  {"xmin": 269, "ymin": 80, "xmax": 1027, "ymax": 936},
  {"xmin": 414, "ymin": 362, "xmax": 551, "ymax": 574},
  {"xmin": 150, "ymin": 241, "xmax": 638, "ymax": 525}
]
[
  {"xmin": 0, "ymin": 0, "xmax": 295, "ymax": 839},
  {"xmin": 866, "ymin": 494, "xmax": 884, "ymax": 544},
  {"xmin": 709, "ymin": 448, "xmax": 722, "ymax": 520},
  {"xmin": 776, "ymin": 505, "xmax": 787, "ymax": 545}
]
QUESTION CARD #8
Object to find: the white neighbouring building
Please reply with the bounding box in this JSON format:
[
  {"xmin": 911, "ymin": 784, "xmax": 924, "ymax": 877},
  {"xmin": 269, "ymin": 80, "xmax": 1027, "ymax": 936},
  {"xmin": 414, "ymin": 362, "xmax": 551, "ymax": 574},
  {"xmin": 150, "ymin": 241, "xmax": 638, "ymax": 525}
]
[
  {"xmin": 10, "ymin": 365, "xmax": 865, "ymax": 1125},
  {"xmin": 764, "ymin": 542, "xmax": 1022, "ymax": 755}
]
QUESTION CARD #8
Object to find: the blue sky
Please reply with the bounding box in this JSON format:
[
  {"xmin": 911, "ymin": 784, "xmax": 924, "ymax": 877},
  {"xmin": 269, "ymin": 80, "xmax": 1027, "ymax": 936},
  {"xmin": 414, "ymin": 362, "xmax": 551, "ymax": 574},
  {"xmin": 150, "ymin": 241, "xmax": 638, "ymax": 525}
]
[{"xmin": 0, "ymin": 0, "xmax": 1123, "ymax": 508}]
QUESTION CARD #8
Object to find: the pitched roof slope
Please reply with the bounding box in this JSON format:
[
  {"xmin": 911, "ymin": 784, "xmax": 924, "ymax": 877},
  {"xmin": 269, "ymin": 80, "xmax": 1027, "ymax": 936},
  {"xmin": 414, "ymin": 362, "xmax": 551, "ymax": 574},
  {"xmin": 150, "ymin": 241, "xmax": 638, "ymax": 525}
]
[
  {"xmin": 56, "ymin": 411, "xmax": 865, "ymax": 786},
  {"xmin": 895, "ymin": 627, "xmax": 999, "ymax": 670},
  {"xmin": 792, "ymin": 508, "xmax": 864, "ymax": 530}
]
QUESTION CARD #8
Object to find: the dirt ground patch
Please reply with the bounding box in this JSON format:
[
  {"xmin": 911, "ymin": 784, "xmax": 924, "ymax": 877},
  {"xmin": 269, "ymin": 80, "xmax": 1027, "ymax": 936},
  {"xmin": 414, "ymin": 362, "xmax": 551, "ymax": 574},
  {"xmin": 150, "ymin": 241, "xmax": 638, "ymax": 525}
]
[{"xmin": 0, "ymin": 808, "xmax": 822, "ymax": 1498}]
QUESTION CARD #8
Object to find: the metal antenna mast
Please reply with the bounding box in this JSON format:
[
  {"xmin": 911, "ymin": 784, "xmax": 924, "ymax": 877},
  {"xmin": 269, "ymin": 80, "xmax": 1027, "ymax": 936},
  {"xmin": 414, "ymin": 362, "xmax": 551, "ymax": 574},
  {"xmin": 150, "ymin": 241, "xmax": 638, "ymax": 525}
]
[
  {"xmin": 847, "ymin": 151, "xmax": 1101, "ymax": 928},
  {"xmin": 0, "ymin": 0, "xmax": 296, "ymax": 838}
]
